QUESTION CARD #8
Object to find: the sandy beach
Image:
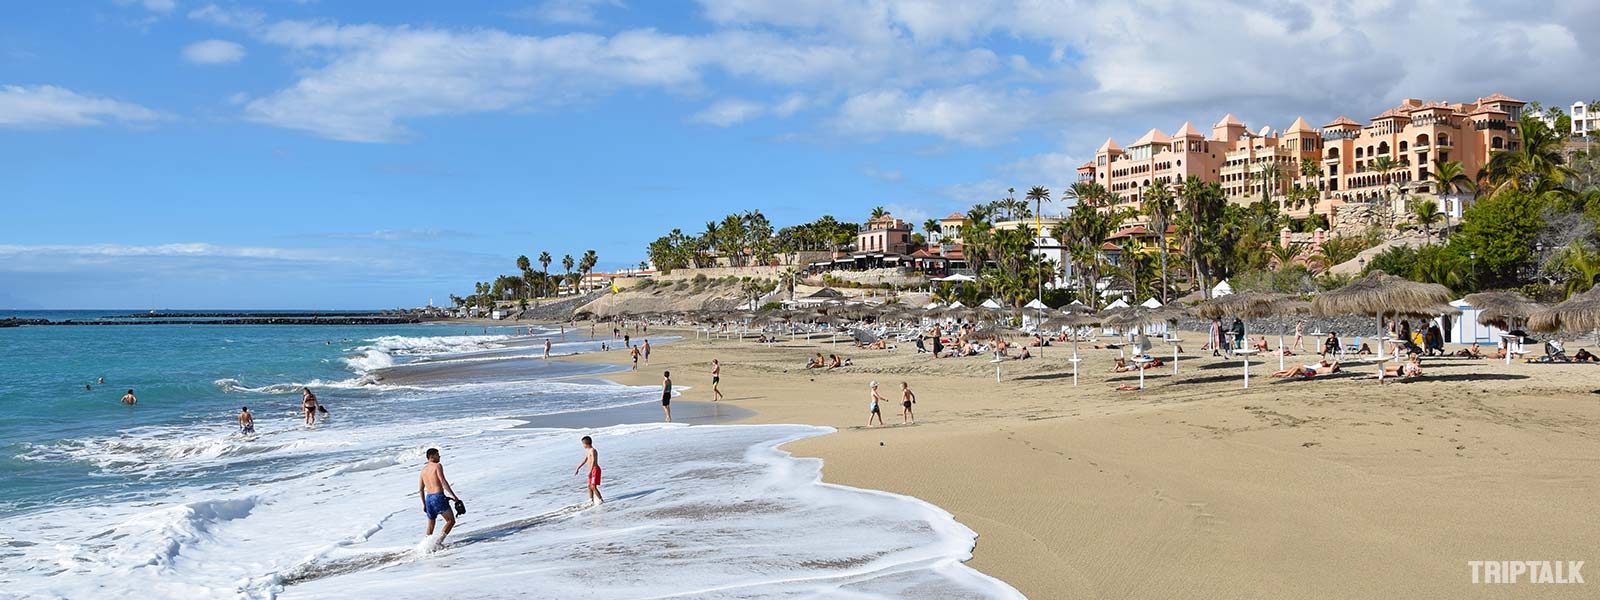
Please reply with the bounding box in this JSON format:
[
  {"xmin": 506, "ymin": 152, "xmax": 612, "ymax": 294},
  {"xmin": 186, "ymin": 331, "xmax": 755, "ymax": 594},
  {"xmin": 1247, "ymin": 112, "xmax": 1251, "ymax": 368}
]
[{"xmin": 567, "ymin": 326, "xmax": 1600, "ymax": 599}]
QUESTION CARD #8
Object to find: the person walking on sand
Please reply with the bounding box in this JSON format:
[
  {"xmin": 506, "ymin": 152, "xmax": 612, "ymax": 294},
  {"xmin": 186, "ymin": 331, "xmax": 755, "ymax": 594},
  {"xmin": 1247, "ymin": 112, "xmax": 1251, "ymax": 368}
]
[
  {"xmin": 121, "ymin": 389, "xmax": 137, "ymax": 405},
  {"xmin": 544, "ymin": 338, "xmax": 553, "ymax": 360},
  {"xmin": 899, "ymin": 382, "xmax": 916, "ymax": 425},
  {"xmin": 867, "ymin": 381, "xmax": 885, "ymax": 427},
  {"xmin": 238, "ymin": 406, "xmax": 254, "ymax": 434},
  {"xmin": 1293, "ymin": 320, "xmax": 1307, "ymax": 352},
  {"xmin": 301, "ymin": 388, "xmax": 319, "ymax": 427},
  {"xmin": 419, "ymin": 448, "xmax": 463, "ymax": 549},
  {"xmin": 661, "ymin": 371, "xmax": 673, "ymax": 422},
  {"xmin": 573, "ymin": 435, "xmax": 603, "ymax": 506},
  {"xmin": 642, "ymin": 340, "xmax": 651, "ymax": 365},
  {"xmin": 710, "ymin": 359, "xmax": 723, "ymax": 401},
  {"xmin": 630, "ymin": 345, "xmax": 641, "ymax": 370}
]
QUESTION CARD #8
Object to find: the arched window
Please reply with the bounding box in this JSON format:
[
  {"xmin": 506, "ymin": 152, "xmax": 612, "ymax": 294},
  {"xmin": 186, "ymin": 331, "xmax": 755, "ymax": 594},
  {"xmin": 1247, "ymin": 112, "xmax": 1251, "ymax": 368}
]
[
  {"xmin": 1377, "ymin": 142, "xmax": 1390, "ymax": 155},
  {"xmin": 1416, "ymin": 133, "xmax": 1430, "ymax": 146},
  {"xmin": 1492, "ymin": 136, "xmax": 1503, "ymax": 149},
  {"xmin": 1439, "ymin": 133, "xmax": 1450, "ymax": 146},
  {"xmin": 1355, "ymin": 147, "xmax": 1364, "ymax": 159},
  {"xmin": 1327, "ymin": 147, "xmax": 1340, "ymax": 158},
  {"xmin": 1399, "ymin": 141, "xmax": 1409, "ymax": 152}
]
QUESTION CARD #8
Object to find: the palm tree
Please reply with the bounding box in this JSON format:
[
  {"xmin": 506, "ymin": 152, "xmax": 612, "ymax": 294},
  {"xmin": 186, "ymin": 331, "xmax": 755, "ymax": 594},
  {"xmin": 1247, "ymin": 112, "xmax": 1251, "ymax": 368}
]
[
  {"xmin": 579, "ymin": 249, "xmax": 598, "ymax": 293},
  {"xmin": 1256, "ymin": 161, "xmax": 1284, "ymax": 207},
  {"xmin": 921, "ymin": 218, "xmax": 941, "ymax": 245},
  {"xmin": 1064, "ymin": 181, "xmax": 1108, "ymax": 208},
  {"xmin": 515, "ymin": 255, "xmax": 533, "ymax": 300},
  {"xmin": 1367, "ymin": 155, "xmax": 1402, "ymax": 224},
  {"xmin": 1025, "ymin": 186, "xmax": 1051, "ymax": 233},
  {"xmin": 1267, "ymin": 241, "xmax": 1304, "ymax": 269},
  {"xmin": 1430, "ymin": 158, "xmax": 1474, "ymax": 237},
  {"xmin": 537, "ymin": 251, "xmax": 552, "ymax": 298},
  {"xmin": 1481, "ymin": 115, "xmax": 1575, "ymax": 196},
  {"xmin": 1309, "ymin": 237, "xmax": 1365, "ymax": 274},
  {"xmin": 869, "ymin": 206, "xmax": 887, "ymax": 221},
  {"xmin": 1140, "ymin": 182, "xmax": 1175, "ymax": 302},
  {"xmin": 1553, "ymin": 241, "xmax": 1600, "ymax": 299},
  {"xmin": 1411, "ymin": 198, "xmax": 1442, "ymax": 241},
  {"xmin": 562, "ymin": 254, "xmax": 575, "ymax": 296}
]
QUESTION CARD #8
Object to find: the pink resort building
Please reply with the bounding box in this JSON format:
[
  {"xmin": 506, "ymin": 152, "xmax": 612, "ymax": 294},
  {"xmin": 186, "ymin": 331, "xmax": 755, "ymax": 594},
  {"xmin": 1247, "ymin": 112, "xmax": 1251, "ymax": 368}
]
[{"xmin": 1076, "ymin": 93, "xmax": 1528, "ymax": 222}]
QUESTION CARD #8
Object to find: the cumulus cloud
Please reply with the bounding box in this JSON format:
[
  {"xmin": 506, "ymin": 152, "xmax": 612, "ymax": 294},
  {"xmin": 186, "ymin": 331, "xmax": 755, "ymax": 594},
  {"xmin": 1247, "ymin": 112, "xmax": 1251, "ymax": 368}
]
[
  {"xmin": 831, "ymin": 85, "xmax": 1048, "ymax": 145},
  {"xmin": 511, "ymin": 0, "xmax": 624, "ymax": 26},
  {"xmin": 197, "ymin": 0, "xmax": 1594, "ymax": 148},
  {"xmin": 0, "ymin": 85, "xmax": 167, "ymax": 129},
  {"xmin": 116, "ymin": 0, "xmax": 177, "ymax": 13},
  {"xmin": 182, "ymin": 39, "xmax": 246, "ymax": 64},
  {"xmin": 688, "ymin": 98, "xmax": 765, "ymax": 126}
]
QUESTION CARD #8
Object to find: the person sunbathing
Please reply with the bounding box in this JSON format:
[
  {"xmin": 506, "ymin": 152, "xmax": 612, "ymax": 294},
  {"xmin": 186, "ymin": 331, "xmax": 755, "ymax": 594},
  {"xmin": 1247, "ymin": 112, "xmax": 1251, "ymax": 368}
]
[
  {"xmin": 1271, "ymin": 360, "xmax": 1341, "ymax": 378},
  {"xmin": 1491, "ymin": 346, "xmax": 1508, "ymax": 359},
  {"xmin": 1252, "ymin": 337, "xmax": 1270, "ymax": 352},
  {"xmin": 1454, "ymin": 343, "xmax": 1485, "ymax": 358},
  {"xmin": 1575, "ymin": 348, "xmax": 1600, "ymax": 363},
  {"xmin": 1355, "ymin": 343, "xmax": 1373, "ymax": 355},
  {"xmin": 825, "ymin": 354, "xmax": 844, "ymax": 370},
  {"xmin": 1011, "ymin": 347, "xmax": 1032, "ymax": 360},
  {"xmin": 1382, "ymin": 354, "xmax": 1423, "ymax": 378},
  {"xmin": 1110, "ymin": 357, "xmax": 1135, "ymax": 373}
]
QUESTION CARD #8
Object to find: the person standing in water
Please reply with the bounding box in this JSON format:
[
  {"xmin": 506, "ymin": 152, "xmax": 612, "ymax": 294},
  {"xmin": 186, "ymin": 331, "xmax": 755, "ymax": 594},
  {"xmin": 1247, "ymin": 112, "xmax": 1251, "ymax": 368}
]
[
  {"xmin": 867, "ymin": 381, "xmax": 884, "ymax": 427},
  {"xmin": 899, "ymin": 382, "xmax": 916, "ymax": 425},
  {"xmin": 544, "ymin": 338, "xmax": 553, "ymax": 360},
  {"xmin": 121, "ymin": 389, "xmax": 137, "ymax": 405},
  {"xmin": 661, "ymin": 370, "xmax": 673, "ymax": 422},
  {"xmin": 419, "ymin": 448, "xmax": 462, "ymax": 548},
  {"xmin": 573, "ymin": 435, "xmax": 603, "ymax": 506},
  {"xmin": 710, "ymin": 359, "xmax": 723, "ymax": 401},
  {"xmin": 238, "ymin": 407, "xmax": 254, "ymax": 434},
  {"xmin": 301, "ymin": 388, "xmax": 319, "ymax": 426}
]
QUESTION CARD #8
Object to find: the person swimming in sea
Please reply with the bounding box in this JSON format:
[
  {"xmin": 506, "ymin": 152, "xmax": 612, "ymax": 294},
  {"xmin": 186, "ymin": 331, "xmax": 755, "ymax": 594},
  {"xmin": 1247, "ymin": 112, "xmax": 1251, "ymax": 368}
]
[
  {"xmin": 238, "ymin": 406, "xmax": 255, "ymax": 434},
  {"xmin": 121, "ymin": 389, "xmax": 137, "ymax": 405}
]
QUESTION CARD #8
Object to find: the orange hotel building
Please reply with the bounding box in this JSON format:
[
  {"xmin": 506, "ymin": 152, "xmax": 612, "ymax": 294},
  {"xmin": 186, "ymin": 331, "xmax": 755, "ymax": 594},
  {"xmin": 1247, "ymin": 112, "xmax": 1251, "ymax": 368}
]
[{"xmin": 1075, "ymin": 93, "xmax": 1528, "ymax": 222}]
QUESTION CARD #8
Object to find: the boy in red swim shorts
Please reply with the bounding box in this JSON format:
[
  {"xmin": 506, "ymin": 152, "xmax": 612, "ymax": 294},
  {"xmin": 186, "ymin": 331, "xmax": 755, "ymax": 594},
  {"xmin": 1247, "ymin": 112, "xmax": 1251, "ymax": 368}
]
[{"xmin": 573, "ymin": 435, "xmax": 603, "ymax": 506}]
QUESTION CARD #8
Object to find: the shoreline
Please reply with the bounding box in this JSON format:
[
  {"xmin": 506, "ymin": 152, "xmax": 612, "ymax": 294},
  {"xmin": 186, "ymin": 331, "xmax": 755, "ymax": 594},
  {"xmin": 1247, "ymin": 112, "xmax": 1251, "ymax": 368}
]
[{"xmin": 560, "ymin": 324, "xmax": 1600, "ymax": 599}]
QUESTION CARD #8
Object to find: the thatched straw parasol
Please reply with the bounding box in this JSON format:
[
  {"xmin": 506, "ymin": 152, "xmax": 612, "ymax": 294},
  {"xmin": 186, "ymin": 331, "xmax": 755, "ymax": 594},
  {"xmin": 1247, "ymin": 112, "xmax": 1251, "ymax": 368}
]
[
  {"xmin": 1528, "ymin": 285, "xmax": 1600, "ymax": 336},
  {"xmin": 1196, "ymin": 292, "xmax": 1305, "ymax": 377},
  {"xmin": 1194, "ymin": 292, "xmax": 1290, "ymax": 320},
  {"xmin": 1311, "ymin": 271, "xmax": 1453, "ymax": 379},
  {"xmin": 1464, "ymin": 291, "xmax": 1538, "ymax": 330}
]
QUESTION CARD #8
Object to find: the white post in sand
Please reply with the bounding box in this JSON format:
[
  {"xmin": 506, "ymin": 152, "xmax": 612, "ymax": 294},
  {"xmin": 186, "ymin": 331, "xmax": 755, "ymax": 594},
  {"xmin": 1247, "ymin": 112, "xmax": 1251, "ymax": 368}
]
[
  {"xmin": 1242, "ymin": 321, "xmax": 1251, "ymax": 389},
  {"xmin": 1070, "ymin": 336, "xmax": 1081, "ymax": 386},
  {"xmin": 1278, "ymin": 332, "xmax": 1286, "ymax": 371}
]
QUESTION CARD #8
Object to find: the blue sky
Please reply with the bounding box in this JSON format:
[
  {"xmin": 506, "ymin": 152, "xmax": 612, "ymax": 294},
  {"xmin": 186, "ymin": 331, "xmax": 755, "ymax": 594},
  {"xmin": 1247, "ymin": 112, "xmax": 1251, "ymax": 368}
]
[{"xmin": 3, "ymin": 0, "xmax": 1596, "ymax": 309}]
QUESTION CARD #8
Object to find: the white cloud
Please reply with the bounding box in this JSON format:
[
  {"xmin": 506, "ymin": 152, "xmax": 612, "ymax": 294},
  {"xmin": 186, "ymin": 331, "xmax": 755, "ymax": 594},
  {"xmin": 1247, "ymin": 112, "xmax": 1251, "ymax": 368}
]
[
  {"xmin": 688, "ymin": 98, "xmax": 765, "ymax": 126},
  {"xmin": 182, "ymin": 39, "xmax": 246, "ymax": 64},
  {"xmin": 187, "ymin": 4, "xmax": 265, "ymax": 28},
  {"xmin": 116, "ymin": 0, "xmax": 177, "ymax": 13},
  {"xmin": 0, "ymin": 85, "xmax": 167, "ymax": 129},
  {"xmin": 512, "ymin": 0, "xmax": 624, "ymax": 26},
  {"xmin": 861, "ymin": 165, "xmax": 903, "ymax": 183},
  {"xmin": 195, "ymin": 0, "xmax": 1596, "ymax": 148},
  {"xmin": 831, "ymin": 85, "xmax": 1046, "ymax": 145},
  {"xmin": 0, "ymin": 243, "xmax": 340, "ymax": 262}
]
